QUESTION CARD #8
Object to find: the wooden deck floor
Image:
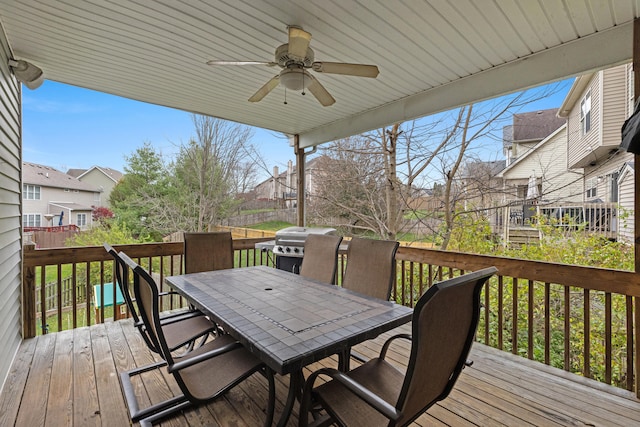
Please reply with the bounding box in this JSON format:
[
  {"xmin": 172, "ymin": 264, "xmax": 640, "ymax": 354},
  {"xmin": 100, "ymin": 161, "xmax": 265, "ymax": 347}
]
[{"xmin": 1, "ymin": 318, "xmax": 639, "ymax": 426}]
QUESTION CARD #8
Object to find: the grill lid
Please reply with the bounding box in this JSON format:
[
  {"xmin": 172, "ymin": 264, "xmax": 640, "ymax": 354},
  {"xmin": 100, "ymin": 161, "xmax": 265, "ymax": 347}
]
[
  {"xmin": 274, "ymin": 226, "xmax": 336, "ymax": 245},
  {"xmin": 272, "ymin": 226, "xmax": 337, "ymax": 257}
]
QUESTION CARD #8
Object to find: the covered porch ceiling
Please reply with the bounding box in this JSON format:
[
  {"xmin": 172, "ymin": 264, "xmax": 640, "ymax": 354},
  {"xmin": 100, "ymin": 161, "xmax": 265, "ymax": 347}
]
[{"xmin": 0, "ymin": 1, "xmax": 638, "ymax": 149}]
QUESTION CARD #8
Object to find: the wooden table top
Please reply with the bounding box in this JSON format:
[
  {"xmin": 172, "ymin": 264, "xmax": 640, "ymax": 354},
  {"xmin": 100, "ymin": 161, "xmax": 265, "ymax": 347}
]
[{"xmin": 165, "ymin": 266, "xmax": 413, "ymax": 375}]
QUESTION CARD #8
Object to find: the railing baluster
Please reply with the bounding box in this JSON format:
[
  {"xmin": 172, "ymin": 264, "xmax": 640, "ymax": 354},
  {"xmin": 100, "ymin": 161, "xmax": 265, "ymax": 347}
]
[
  {"xmin": 409, "ymin": 261, "xmax": 414, "ymax": 308},
  {"xmin": 584, "ymin": 288, "xmax": 591, "ymax": 378},
  {"xmin": 484, "ymin": 275, "xmax": 490, "ymax": 345},
  {"xmin": 40, "ymin": 267, "xmax": 46, "ymax": 334},
  {"xmin": 86, "ymin": 262, "xmax": 92, "ymax": 326},
  {"xmin": 72, "ymin": 264, "xmax": 77, "ymax": 329},
  {"xmin": 528, "ymin": 279, "xmax": 534, "ymax": 360},
  {"xmin": 498, "ymin": 275, "xmax": 503, "ymax": 350},
  {"xmin": 512, "ymin": 277, "xmax": 518, "ymax": 355},
  {"xmin": 57, "ymin": 265, "xmax": 62, "ymax": 332},
  {"xmin": 626, "ymin": 295, "xmax": 634, "ymax": 391},
  {"xmin": 400, "ymin": 260, "xmax": 406, "ymax": 306},
  {"xmin": 418, "ymin": 262, "xmax": 424, "ymax": 297},
  {"xmin": 605, "ymin": 292, "xmax": 612, "ymax": 384},
  {"xmin": 544, "ymin": 282, "xmax": 550, "ymax": 365},
  {"xmin": 564, "ymin": 285, "xmax": 570, "ymax": 371}
]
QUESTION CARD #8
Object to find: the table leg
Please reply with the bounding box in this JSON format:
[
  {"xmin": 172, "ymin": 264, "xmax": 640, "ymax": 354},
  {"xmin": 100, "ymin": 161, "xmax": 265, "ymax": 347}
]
[{"xmin": 276, "ymin": 370, "xmax": 302, "ymax": 427}]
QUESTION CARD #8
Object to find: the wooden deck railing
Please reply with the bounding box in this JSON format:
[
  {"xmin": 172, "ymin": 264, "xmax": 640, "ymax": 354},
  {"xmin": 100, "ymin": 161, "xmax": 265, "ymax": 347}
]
[{"xmin": 22, "ymin": 239, "xmax": 640, "ymax": 397}]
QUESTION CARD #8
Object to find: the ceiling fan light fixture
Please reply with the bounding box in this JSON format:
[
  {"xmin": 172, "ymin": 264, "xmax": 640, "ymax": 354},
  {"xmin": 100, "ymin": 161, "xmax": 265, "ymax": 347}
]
[
  {"xmin": 8, "ymin": 59, "xmax": 44, "ymax": 90},
  {"xmin": 279, "ymin": 68, "xmax": 310, "ymax": 91}
]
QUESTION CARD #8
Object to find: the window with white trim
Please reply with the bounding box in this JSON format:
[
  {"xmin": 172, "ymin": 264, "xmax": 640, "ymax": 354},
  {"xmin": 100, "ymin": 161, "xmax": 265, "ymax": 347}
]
[
  {"xmin": 580, "ymin": 91, "xmax": 591, "ymax": 134},
  {"xmin": 23, "ymin": 214, "xmax": 41, "ymax": 227},
  {"xmin": 22, "ymin": 184, "xmax": 41, "ymax": 200},
  {"xmin": 586, "ymin": 177, "xmax": 598, "ymax": 199},
  {"xmin": 77, "ymin": 213, "xmax": 87, "ymax": 227}
]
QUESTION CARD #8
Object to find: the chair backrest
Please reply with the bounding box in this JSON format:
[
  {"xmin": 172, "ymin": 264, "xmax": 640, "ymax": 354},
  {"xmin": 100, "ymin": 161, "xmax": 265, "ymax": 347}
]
[
  {"xmin": 184, "ymin": 231, "xmax": 234, "ymax": 273},
  {"xmin": 299, "ymin": 234, "xmax": 343, "ymax": 284},
  {"xmin": 341, "ymin": 237, "xmax": 399, "ymax": 300},
  {"xmin": 394, "ymin": 267, "xmax": 497, "ymax": 426},
  {"xmin": 103, "ymin": 243, "xmax": 140, "ymax": 323},
  {"xmin": 119, "ymin": 250, "xmax": 173, "ymax": 363}
]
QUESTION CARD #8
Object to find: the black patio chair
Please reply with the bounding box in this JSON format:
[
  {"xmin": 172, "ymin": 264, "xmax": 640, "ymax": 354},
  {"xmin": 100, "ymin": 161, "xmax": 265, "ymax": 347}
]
[
  {"xmin": 338, "ymin": 237, "xmax": 399, "ymax": 369},
  {"xmin": 104, "ymin": 244, "xmax": 218, "ymax": 423},
  {"xmin": 299, "ymin": 267, "xmax": 497, "ymax": 427},
  {"xmin": 120, "ymin": 251, "xmax": 275, "ymax": 427}
]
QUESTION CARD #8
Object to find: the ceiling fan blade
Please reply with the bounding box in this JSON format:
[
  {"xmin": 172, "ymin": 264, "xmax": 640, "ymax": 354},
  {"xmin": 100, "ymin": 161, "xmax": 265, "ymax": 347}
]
[
  {"xmin": 288, "ymin": 26, "xmax": 312, "ymax": 61},
  {"xmin": 207, "ymin": 60, "xmax": 277, "ymax": 66},
  {"xmin": 312, "ymin": 62, "xmax": 379, "ymax": 78},
  {"xmin": 306, "ymin": 75, "xmax": 335, "ymax": 106},
  {"xmin": 248, "ymin": 75, "xmax": 280, "ymax": 102}
]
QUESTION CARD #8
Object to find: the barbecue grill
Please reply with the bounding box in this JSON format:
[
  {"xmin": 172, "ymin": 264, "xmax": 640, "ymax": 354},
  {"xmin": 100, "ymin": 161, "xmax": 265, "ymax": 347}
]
[{"xmin": 255, "ymin": 226, "xmax": 337, "ymax": 273}]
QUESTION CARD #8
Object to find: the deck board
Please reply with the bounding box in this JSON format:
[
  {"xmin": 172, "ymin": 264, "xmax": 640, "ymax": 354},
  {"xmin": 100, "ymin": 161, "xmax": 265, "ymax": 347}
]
[{"xmin": 1, "ymin": 318, "xmax": 639, "ymax": 426}]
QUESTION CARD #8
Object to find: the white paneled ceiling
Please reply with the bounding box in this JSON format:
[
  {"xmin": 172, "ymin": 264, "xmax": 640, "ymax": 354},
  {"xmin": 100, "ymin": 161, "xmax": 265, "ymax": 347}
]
[{"xmin": 0, "ymin": 1, "xmax": 638, "ymax": 148}]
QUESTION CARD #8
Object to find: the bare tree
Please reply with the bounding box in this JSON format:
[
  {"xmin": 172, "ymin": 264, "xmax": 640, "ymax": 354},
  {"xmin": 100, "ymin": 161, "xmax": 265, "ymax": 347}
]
[
  {"xmin": 310, "ymin": 83, "xmax": 565, "ymax": 243},
  {"xmin": 146, "ymin": 115, "xmax": 256, "ymax": 233}
]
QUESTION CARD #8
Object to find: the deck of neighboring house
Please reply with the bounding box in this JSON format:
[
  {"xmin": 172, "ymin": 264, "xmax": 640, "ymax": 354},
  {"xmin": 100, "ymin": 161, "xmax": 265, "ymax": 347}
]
[{"xmin": 0, "ymin": 318, "xmax": 638, "ymax": 426}]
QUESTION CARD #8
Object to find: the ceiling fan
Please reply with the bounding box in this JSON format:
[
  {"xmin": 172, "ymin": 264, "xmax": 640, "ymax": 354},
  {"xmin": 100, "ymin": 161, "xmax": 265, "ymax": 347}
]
[{"xmin": 206, "ymin": 25, "xmax": 379, "ymax": 107}]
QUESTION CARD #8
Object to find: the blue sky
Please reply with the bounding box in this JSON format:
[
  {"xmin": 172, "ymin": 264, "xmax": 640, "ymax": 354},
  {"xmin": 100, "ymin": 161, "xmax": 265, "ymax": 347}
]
[
  {"xmin": 21, "ymin": 78, "xmax": 573, "ymax": 182},
  {"xmin": 21, "ymin": 81, "xmax": 294, "ymax": 180}
]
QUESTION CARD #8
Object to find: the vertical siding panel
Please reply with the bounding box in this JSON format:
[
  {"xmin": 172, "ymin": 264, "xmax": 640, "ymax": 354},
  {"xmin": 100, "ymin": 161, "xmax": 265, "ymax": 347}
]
[
  {"xmin": 567, "ymin": 73, "xmax": 600, "ymax": 168},
  {"xmin": 0, "ymin": 19, "xmax": 23, "ymax": 389},
  {"xmin": 618, "ymin": 166, "xmax": 634, "ymax": 243},
  {"xmin": 601, "ymin": 65, "xmax": 628, "ymax": 149}
]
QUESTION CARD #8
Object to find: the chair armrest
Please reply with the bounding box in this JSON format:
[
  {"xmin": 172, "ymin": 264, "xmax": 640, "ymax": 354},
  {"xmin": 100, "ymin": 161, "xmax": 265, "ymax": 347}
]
[
  {"xmin": 159, "ymin": 290, "xmax": 179, "ymax": 297},
  {"xmin": 379, "ymin": 334, "xmax": 412, "ymax": 360},
  {"xmin": 159, "ymin": 309, "xmax": 203, "ymax": 325},
  {"xmin": 304, "ymin": 368, "xmax": 401, "ymax": 422},
  {"xmin": 168, "ymin": 341, "xmax": 242, "ymax": 372}
]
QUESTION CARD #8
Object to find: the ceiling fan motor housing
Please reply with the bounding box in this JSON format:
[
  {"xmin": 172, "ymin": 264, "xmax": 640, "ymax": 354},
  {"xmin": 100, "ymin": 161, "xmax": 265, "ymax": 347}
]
[{"xmin": 275, "ymin": 44, "xmax": 314, "ymax": 68}]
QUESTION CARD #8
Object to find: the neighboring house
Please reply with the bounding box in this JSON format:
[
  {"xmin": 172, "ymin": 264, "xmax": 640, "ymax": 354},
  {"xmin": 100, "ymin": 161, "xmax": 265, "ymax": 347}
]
[
  {"xmin": 503, "ymin": 108, "xmax": 566, "ymax": 167},
  {"xmin": 558, "ymin": 63, "xmax": 635, "ymax": 241},
  {"xmin": 254, "ymin": 157, "xmax": 325, "ymax": 207},
  {"xmin": 67, "ymin": 165, "xmax": 122, "ymax": 207},
  {"xmin": 22, "ymin": 162, "xmax": 100, "ymax": 230},
  {"xmin": 499, "ymin": 124, "xmax": 583, "ymax": 204}
]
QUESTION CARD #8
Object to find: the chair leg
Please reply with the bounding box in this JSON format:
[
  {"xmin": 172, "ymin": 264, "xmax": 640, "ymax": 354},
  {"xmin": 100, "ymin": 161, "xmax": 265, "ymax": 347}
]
[
  {"xmin": 138, "ymin": 400, "xmax": 193, "ymax": 427},
  {"xmin": 119, "ymin": 361, "xmax": 186, "ymax": 422},
  {"xmin": 137, "ymin": 366, "xmax": 276, "ymax": 427}
]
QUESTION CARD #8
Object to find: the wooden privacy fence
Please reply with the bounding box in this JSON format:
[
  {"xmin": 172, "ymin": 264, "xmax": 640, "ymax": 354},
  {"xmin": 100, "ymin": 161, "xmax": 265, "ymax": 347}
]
[
  {"xmin": 36, "ymin": 276, "xmax": 87, "ymax": 313},
  {"xmin": 22, "ymin": 239, "xmax": 640, "ymax": 397}
]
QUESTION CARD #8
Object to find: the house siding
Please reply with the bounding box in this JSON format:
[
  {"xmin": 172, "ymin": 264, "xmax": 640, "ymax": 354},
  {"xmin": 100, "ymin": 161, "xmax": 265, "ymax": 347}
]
[
  {"xmin": 583, "ymin": 151, "xmax": 632, "ymax": 203},
  {"xmin": 77, "ymin": 168, "xmax": 114, "ymax": 206},
  {"xmin": 601, "ymin": 66, "xmax": 628, "ymax": 150},
  {"xmin": 0, "ymin": 22, "xmax": 23, "ymax": 391},
  {"xmin": 618, "ymin": 166, "xmax": 634, "ymax": 243},
  {"xmin": 502, "ymin": 126, "xmax": 583, "ymax": 204},
  {"xmin": 567, "ymin": 73, "xmax": 601, "ymax": 168}
]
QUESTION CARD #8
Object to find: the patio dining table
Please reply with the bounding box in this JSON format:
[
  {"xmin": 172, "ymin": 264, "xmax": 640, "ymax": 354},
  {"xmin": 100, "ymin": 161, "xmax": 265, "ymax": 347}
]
[{"xmin": 165, "ymin": 265, "xmax": 413, "ymax": 426}]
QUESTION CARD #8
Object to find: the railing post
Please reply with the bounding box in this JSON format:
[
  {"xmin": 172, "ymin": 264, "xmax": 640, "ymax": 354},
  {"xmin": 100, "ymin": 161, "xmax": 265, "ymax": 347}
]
[{"xmin": 22, "ymin": 243, "xmax": 37, "ymax": 338}]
